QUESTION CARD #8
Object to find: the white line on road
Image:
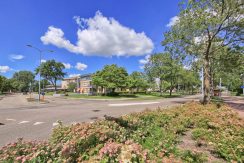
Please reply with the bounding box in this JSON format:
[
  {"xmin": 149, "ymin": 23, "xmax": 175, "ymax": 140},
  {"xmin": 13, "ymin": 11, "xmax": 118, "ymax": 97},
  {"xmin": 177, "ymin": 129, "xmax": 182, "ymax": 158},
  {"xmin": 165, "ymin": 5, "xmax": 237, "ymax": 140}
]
[
  {"xmin": 108, "ymin": 102, "xmax": 160, "ymax": 107},
  {"xmin": 33, "ymin": 122, "xmax": 45, "ymax": 125},
  {"xmin": 6, "ymin": 118, "xmax": 16, "ymax": 121},
  {"xmin": 18, "ymin": 121, "xmax": 29, "ymax": 124}
]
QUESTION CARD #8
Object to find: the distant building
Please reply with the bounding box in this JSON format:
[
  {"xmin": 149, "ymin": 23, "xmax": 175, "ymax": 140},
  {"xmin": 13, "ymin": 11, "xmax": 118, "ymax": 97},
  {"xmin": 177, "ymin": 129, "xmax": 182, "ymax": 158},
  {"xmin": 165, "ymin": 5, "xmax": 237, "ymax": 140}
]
[{"xmin": 61, "ymin": 74, "xmax": 97, "ymax": 95}]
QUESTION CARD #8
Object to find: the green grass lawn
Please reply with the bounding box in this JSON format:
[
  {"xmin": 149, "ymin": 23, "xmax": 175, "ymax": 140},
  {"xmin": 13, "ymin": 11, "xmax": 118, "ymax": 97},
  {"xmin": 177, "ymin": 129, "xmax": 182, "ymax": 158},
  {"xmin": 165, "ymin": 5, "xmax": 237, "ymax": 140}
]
[
  {"xmin": 1, "ymin": 102, "xmax": 243, "ymax": 162},
  {"xmin": 66, "ymin": 92, "xmax": 182, "ymax": 100}
]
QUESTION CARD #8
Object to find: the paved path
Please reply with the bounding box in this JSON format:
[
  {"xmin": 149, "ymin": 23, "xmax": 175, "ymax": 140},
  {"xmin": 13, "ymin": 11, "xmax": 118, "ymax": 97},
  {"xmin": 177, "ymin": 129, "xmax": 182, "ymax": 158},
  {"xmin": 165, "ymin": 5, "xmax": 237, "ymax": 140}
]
[
  {"xmin": 0, "ymin": 94, "xmax": 200, "ymax": 147},
  {"xmin": 222, "ymin": 96, "xmax": 244, "ymax": 118}
]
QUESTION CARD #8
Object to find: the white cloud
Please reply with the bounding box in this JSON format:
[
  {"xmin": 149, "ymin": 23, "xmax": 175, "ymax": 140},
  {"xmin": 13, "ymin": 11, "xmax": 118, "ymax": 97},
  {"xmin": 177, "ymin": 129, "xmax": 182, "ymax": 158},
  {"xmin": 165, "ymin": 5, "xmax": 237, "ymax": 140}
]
[
  {"xmin": 69, "ymin": 74, "xmax": 81, "ymax": 78},
  {"xmin": 41, "ymin": 11, "xmax": 154, "ymax": 57},
  {"xmin": 139, "ymin": 54, "xmax": 150, "ymax": 69},
  {"xmin": 62, "ymin": 62, "xmax": 72, "ymax": 69},
  {"xmin": 9, "ymin": 54, "xmax": 24, "ymax": 61},
  {"xmin": 0, "ymin": 66, "xmax": 11, "ymax": 73},
  {"xmin": 73, "ymin": 16, "xmax": 86, "ymax": 28},
  {"xmin": 41, "ymin": 59, "xmax": 47, "ymax": 63},
  {"xmin": 166, "ymin": 16, "xmax": 179, "ymax": 27},
  {"xmin": 139, "ymin": 54, "xmax": 150, "ymax": 64},
  {"xmin": 75, "ymin": 62, "xmax": 87, "ymax": 71}
]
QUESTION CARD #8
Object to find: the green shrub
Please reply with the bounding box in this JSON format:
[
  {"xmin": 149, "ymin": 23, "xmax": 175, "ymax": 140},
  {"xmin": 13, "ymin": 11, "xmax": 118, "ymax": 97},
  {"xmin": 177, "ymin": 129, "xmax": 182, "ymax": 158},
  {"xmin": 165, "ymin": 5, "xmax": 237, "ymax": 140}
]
[{"xmin": 0, "ymin": 102, "xmax": 243, "ymax": 162}]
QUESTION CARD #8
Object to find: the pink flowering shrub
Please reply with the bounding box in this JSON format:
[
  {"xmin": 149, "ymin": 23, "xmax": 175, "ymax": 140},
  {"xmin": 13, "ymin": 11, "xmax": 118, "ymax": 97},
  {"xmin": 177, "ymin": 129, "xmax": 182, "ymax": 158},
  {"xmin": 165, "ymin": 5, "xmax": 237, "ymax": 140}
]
[
  {"xmin": 99, "ymin": 140, "xmax": 148, "ymax": 162},
  {"xmin": 0, "ymin": 102, "xmax": 243, "ymax": 162},
  {"xmin": 99, "ymin": 142, "xmax": 122, "ymax": 159}
]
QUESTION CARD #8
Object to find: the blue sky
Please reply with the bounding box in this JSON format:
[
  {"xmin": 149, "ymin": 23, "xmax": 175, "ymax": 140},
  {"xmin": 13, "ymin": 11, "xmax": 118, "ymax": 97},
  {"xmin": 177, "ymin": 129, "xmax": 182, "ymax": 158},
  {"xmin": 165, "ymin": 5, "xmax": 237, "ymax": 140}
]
[{"xmin": 0, "ymin": 0, "xmax": 180, "ymax": 78}]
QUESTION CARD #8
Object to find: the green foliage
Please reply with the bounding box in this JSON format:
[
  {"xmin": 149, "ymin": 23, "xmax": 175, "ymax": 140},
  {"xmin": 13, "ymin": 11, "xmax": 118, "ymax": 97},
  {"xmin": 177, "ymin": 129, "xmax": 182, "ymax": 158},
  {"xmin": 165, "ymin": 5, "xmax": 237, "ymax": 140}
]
[
  {"xmin": 35, "ymin": 60, "xmax": 66, "ymax": 91},
  {"xmin": 127, "ymin": 71, "xmax": 148, "ymax": 92},
  {"xmin": 181, "ymin": 150, "xmax": 208, "ymax": 163},
  {"xmin": 0, "ymin": 103, "xmax": 243, "ymax": 162},
  {"xmin": 144, "ymin": 53, "xmax": 180, "ymax": 95},
  {"xmin": 163, "ymin": 0, "xmax": 243, "ymax": 103},
  {"xmin": 92, "ymin": 64, "xmax": 128, "ymax": 93},
  {"xmin": 67, "ymin": 82, "xmax": 76, "ymax": 92},
  {"xmin": 144, "ymin": 53, "xmax": 200, "ymax": 95},
  {"xmin": 0, "ymin": 75, "xmax": 11, "ymax": 93},
  {"xmin": 12, "ymin": 71, "xmax": 35, "ymax": 92}
]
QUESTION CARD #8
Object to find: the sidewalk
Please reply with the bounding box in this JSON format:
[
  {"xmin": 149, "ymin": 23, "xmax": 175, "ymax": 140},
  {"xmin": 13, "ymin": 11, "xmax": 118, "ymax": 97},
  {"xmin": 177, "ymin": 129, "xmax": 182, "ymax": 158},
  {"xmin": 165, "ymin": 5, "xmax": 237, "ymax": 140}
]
[{"xmin": 222, "ymin": 96, "xmax": 244, "ymax": 118}]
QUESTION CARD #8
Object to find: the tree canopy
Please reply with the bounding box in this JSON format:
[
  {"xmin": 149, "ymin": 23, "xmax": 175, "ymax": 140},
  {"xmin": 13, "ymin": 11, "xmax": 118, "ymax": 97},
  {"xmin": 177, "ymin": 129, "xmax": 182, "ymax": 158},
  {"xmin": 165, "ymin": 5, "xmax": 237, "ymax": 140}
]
[
  {"xmin": 12, "ymin": 71, "xmax": 35, "ymax": 92},
  {"xmin": 163, "ymin": 0, "xmax": 243, "ymax": 103},
  {"xmin": 35, "ymin": 60, "xmax": 65, "ymax": 92},
  {"xmin": 127, "ymin": 71, "xmax": 148, "ymax": 92},
  {"xmin": 92, "ymin": 64, "xmax": 128, "ymax": 93}
]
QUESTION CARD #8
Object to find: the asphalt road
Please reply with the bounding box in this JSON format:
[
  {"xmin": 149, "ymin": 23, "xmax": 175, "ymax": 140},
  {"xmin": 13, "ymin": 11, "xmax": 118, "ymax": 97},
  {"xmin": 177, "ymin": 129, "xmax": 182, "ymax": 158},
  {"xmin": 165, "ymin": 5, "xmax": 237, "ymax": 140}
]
[
  {"xmin": 0, "ymin": 94, "xmax": 200, "ymax": 147},
  {"xmin": 222, "ymin": 95, "xmax": 244, "ymax": 118}
]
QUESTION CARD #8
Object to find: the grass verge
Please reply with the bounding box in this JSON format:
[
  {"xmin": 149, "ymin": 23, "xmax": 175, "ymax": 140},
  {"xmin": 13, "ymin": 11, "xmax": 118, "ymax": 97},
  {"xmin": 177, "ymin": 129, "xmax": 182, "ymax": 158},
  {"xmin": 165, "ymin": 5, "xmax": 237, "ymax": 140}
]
[
  {"xmin": 1, "ymin": 102, "xmax": 243, "ymax": 162},
  {"xmin": 66, "ymin": 92, "xmax": 182, "ymax": 100}
]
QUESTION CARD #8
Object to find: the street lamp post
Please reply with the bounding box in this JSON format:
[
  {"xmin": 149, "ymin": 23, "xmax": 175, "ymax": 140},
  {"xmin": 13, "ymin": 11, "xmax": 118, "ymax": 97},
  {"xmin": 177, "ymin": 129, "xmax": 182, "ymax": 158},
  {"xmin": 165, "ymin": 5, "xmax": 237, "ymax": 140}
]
[
  {"xmin": 241, "ymin": 74, "xmax": 244, "ymax": 96},
  {"xmin": 26, "ymin": 45, "xmax": 53, "ymax": 102}
]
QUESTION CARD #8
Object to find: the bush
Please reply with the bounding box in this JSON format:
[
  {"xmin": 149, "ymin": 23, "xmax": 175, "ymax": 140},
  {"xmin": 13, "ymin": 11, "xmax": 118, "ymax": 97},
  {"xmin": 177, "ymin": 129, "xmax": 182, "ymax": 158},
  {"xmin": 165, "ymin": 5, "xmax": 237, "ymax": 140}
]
[
  {"xmin": 235, "ymin": 88, "xmax": 243, "ymax": 96},
  {"xmin": 0, "ymin": 102, "xmax": 243, "ymax": 162}
]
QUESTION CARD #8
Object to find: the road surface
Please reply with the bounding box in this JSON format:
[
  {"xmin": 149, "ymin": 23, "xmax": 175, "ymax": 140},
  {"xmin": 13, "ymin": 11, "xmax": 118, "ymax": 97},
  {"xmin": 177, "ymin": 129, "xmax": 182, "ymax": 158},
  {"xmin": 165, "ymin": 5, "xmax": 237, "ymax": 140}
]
[
  {"xmin": 0, "ymin": 94, "xmax": 200, "ymax": 147},
  {"xmin": 222, "ymin": 96, "xmax": 244, "ymax": 118}
]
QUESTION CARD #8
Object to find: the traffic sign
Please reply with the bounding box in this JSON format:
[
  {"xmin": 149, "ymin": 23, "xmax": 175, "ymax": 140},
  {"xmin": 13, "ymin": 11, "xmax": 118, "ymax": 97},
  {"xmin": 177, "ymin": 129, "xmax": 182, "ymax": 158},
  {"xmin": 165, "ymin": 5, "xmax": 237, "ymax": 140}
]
[{"xmin": 241, "ymin": 86, "xmax": 244, "ymax": 88}]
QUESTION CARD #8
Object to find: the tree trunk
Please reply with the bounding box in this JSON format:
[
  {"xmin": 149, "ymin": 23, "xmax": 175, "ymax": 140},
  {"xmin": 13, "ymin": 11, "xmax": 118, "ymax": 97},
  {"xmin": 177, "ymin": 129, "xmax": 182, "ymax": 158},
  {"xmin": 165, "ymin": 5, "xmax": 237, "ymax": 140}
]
[
  {"xmin": 54, "ymin": 79, "xmax": 57, "ymax": 93},
  {"xmin": 112, "ymin": 88, "xmax": 115, "ymax": 93},
  {"xmin": 203, "ymin": 51, "xmax": 211, "ymax": 104},
  {"xmin": 170, "ymin": 80, "xmax": 173, "ymax": 96}
]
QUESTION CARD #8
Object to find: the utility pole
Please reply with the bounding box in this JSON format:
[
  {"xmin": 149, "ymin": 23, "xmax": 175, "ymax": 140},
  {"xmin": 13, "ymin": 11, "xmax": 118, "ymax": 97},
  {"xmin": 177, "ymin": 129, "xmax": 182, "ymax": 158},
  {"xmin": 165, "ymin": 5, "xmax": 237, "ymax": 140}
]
[
  {"xmin": 26, "ymin": 45, "xmax": 53, "ymax": 102},
  {"xmin": 242, "ymin": 74, "xmax": 244, "ymax": 96}
]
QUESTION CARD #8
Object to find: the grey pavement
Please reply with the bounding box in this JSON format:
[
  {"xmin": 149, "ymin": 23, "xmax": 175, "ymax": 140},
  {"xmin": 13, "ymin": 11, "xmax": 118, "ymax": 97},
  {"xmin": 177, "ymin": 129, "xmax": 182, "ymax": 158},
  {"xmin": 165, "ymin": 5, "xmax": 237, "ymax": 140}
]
[
  {"xmin": 0, "ymin": 94, "xmax": 200, "ymax": 147},
  {"xmin": 222, "ymin": 95, "xmax": 244, "ymax": 118}
]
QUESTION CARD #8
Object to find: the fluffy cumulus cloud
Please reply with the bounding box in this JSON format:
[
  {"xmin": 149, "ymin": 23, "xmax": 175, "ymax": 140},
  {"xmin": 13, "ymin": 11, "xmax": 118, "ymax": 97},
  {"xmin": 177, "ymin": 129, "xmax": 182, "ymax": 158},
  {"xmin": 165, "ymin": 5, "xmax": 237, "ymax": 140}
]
[
  {"xmin": 62, "ymin": 62, "xmax": 72, "ymax": 69},
  {"xmin": 0, "ymin": 66, "xmax": 11, "ymax": 73},
  {"xmin": 69, "ymin": 74, "xmax": 81, "ymax": 78},
  {"xmin": 41, "ymin": 11, "xmax": 154, "ymax": 57},
  {"xmin": 75, "ymin": 62, "xmax": 87, "ymax": 71},
  {"xmin": 9, "ymin": 54, "xmax": 24, "ymax": 61},
  {"xmin": 166, "ymin": 16, "xmax": 179, "ymax": 27},
  {"xmin": 139, "ymin": 55, "xmax": 150, "ymax": 69}
]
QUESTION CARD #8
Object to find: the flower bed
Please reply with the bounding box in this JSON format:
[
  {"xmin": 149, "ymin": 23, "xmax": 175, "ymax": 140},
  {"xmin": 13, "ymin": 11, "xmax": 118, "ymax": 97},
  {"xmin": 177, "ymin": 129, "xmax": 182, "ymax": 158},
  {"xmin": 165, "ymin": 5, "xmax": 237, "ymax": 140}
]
[{"xmin": 0, "ymin": 102, "xmax": 243, "ymax": 162}]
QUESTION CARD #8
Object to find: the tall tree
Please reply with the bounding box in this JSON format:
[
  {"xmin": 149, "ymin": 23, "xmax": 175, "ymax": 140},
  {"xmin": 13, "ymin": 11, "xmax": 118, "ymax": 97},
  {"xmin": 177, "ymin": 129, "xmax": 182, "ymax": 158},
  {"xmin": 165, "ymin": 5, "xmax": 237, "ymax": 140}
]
[
  {"xmin": 163, "ymin": 0, "xmax": 243, "ymax": 104},
  {"xmin": 92, "ymin": 64, "xmax": 128, "ymax": 94},
  {"xmin": 35, "ymin": 60, "xmax": 65, "ymax": 92},
  {"xmin": 127, "ymin": 71, "xmax": 148, "ymax": 93},
  {"xmin": 12, "ymin": 71, "xmax": 35, "ymax": 92},
  {"xmin": 0, "ymin": 75, "xmax": 7, "ymax": 93},
  {"xmin": 144, "ymin": 53, "xmax": 181, "ymax": 96},
  {"xmin": 67, "ymin": 82, "xmax": 77, "ymax": 92}
]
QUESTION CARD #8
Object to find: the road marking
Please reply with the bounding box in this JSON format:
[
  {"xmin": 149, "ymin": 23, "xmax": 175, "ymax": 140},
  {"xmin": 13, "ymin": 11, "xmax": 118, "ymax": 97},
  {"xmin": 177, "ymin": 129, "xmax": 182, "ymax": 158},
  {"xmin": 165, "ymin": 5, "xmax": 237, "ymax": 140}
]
[
  {"xmin": 33, "ymin": 122, "xmax": 45, "ymax": 125},
  {"xmin": 53, "ymin": 122, "xmax": 59, "ymax": 127},
  {"xmin": 18, "ymin": 121, "xmax": 29, "ymax": 124},
  {"xmin": 6, "ymin": 118, "xmax": 16, "ymax": 121},
  {"xmin": 108, "ymin": 102, "xmax": 160, "ymax": 107}
]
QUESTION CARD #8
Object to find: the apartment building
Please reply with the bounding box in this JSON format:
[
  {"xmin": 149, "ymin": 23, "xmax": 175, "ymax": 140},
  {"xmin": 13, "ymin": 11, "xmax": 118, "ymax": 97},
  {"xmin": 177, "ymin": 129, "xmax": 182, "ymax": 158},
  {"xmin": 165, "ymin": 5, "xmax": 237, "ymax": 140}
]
[{"xmin": 61, "ymin": 74, "xmax": 96, "ymax": 95}]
